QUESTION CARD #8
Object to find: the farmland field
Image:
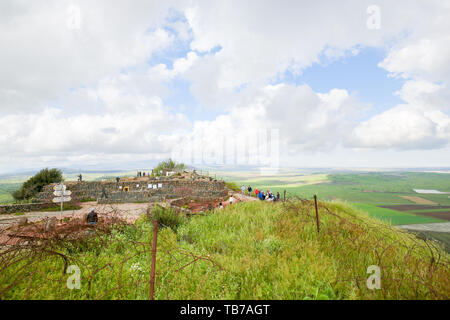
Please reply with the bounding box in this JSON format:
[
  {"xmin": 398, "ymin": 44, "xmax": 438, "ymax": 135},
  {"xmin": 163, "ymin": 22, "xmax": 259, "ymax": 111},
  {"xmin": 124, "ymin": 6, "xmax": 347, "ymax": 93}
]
[{"xmin": 216, "ymin": 170, "xmax": 450, "ymax": 226}]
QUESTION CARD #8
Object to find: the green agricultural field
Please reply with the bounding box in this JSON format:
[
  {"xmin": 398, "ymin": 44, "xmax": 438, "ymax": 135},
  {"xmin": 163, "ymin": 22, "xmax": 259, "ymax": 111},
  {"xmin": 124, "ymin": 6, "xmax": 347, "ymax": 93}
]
[
  {"xmin": 217, "ymin": 170, "xmax": 450, "ymax": 225},
  {"xmin": 0, "ymin": 183, "xmax": 21, "ymax": 204},
  {"xmin": 350, "ymin": 203, "xmax": 446, "ymax": 225},
  {"xmin": 247, "ymin": 172, "xmax": 450, "ymax": 206}
]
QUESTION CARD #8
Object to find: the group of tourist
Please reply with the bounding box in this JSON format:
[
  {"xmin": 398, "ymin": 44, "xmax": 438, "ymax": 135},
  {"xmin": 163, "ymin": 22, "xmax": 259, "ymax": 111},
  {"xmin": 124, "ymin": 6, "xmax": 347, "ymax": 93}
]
[
  {"xmin": 137, "ymin": 171, "xmax": 151, "ymax": 177},
  {"xmin": 256, "ymin": 189, "xmax": 280, "ymax": 201},
  {"xmin": 241, "ymin": 185, "xmax": 280, "ymax": 202}
]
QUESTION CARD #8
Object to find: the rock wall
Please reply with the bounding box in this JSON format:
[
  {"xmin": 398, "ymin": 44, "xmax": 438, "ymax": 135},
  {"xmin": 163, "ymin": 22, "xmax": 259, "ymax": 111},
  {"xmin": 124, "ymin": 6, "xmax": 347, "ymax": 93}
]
[
  {"xmin": 35, "ymin": 177, "xmax": 229, "ymax": 204},
  {"xmin": 0, "ymin": 202, "xmax": 56, "ymax": 215}
]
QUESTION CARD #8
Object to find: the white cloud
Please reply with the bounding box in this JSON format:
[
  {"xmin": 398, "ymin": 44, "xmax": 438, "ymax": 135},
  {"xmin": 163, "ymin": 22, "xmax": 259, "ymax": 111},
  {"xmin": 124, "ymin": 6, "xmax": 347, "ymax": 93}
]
[
  {"xmin": 0, "ymin": 0, "xmax": 174, "ymax": 113},
  {"xmin": 181, "ymin": 0, "xmax": 450, "ymax": 107},
  {"xmin": 379, "ymin": 36, "xmax": 450, "ymax": 82},
  {"xmin": 1, "ymin": 0, "xmax": 450, "ymax": 171},
  {"xmin": 348, "ymin": 105, "xmax": 450, "ymax": 150},
  {"xmin": 171, "ymin": 83, "xmax": 367, "ymax": 167},
  {"xmin": 0, "ymin": 104, "xmax": 190, "ymax": 156}
]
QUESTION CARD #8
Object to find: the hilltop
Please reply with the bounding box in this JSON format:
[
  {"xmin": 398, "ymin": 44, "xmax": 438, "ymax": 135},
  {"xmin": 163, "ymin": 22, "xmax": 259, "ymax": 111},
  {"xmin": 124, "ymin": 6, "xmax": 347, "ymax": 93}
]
[{"xmin": 1, "ymin": 199, "xmax": 448, "ymax": 299}]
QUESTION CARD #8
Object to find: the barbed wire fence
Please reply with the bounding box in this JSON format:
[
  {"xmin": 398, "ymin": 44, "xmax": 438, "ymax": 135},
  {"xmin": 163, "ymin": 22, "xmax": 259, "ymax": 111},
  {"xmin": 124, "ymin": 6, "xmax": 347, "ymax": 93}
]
[
  {"xmin": 0, "ymin": 192, "xmax": 449, "ymax": 300},
  {"xmin": 280, "ymin": 190, "xmax": 449, "ymax": 299}
]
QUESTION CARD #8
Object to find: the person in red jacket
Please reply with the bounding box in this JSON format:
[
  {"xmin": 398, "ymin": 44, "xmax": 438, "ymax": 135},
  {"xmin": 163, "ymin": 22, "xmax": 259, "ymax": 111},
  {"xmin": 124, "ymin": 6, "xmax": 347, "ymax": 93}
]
[{"xmin": 255, "ymin": 188, "xmax": 259, "ymax": 197}]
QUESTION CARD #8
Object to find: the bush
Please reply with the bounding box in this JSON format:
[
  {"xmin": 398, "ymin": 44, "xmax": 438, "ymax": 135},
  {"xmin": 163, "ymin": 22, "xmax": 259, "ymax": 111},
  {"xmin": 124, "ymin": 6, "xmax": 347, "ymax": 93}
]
[
  {"xmin": 13, "ymin": 168, "xmax": 63, "ymax": 201},
  {"xmin": 225, "ymin": 181, "xmax": 241, "ymax": 192},
  {"xmin": 148, "ymin": 205, "xmax": 186, "ymax": 231},
  {"xmin": 152, "ymin": 159, "xmax": 185, "ymax": 176}
]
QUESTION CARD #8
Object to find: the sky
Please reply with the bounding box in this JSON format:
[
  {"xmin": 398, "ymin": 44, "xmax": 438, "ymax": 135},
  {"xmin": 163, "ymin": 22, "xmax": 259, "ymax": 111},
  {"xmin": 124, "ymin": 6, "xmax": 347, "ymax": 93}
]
[{"xmin": 0, "ymin": 0, "xmax": 449, "ymax": 173}]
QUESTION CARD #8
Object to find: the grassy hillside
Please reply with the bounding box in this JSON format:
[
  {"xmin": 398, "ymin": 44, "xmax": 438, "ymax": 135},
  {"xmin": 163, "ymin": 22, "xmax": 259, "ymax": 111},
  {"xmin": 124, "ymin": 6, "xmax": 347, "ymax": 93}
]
[
  {"xmin": 1, "ymin": 200, "xmax": 448, "ymax": 300},
  {"xmin": 226, "ymin": 171, "xmax": 450, "ymax": 225}
]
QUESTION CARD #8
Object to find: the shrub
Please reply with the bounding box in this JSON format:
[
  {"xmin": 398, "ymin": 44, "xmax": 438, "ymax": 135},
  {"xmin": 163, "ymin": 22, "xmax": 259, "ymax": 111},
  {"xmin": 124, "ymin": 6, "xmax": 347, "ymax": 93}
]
[
  {"xmin": 148, "ymin": 205, "xmax": 186, "ymax": 231},
  {"xmin": 153, "ymin": 159, "xmax": 185, "ymax": 176},
  {"xmin": 225, "ymin": 181, "xmax": 241, "ymax": 192},
  {"xmin": 13, "ymin": 168, "xmax": 63, "ymax": 201}
]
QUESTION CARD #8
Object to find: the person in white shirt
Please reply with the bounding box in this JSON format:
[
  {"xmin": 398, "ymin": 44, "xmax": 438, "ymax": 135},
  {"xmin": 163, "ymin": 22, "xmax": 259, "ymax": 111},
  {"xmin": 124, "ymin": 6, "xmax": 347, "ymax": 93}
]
[
  {"xmin": 241, "ymin": 185, "xmax": 245, "ymax": 194},
  {"xmin": 229, "ymin": 196, "xmax": 235, "ymax": 205}
]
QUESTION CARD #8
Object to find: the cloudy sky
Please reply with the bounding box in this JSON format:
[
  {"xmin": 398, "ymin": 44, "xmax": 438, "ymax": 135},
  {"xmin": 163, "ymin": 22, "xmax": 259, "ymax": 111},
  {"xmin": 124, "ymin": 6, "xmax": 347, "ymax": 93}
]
[{"xmin": 1, "ymin": 0, "xmax": 449, "ymax": 173}]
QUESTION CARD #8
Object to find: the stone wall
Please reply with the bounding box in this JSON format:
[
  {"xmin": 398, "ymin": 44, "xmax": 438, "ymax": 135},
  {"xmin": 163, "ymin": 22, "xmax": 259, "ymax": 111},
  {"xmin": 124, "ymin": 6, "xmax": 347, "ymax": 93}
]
[
  {"xmin": 0, "ymin": 202, "xmax": 55, "ymax": 215},
  {"xmin": 35, "ymin": 176, "xmax": 229, "ymax": 204}
]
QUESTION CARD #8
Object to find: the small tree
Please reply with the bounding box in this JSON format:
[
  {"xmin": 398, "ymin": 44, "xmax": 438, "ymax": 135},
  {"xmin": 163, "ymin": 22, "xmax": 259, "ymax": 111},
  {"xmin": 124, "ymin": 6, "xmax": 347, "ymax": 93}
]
[
  {"xmin": 13, "ymin": 168, "xmax": 63, "ymax": 201},
  {"xmin": 153, "ymin": 159, "xmax": 185, "ymax": 176}
]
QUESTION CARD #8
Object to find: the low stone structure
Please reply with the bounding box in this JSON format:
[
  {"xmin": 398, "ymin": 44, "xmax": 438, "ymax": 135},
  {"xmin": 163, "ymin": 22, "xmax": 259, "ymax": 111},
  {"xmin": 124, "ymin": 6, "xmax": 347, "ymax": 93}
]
[
  {"xmin": 35, "ymin": 172, "xmax": 229, "ymax": 205},
  {"xmin": 0, "ymin": 202, "xmax": 56, "ymax": 215}
]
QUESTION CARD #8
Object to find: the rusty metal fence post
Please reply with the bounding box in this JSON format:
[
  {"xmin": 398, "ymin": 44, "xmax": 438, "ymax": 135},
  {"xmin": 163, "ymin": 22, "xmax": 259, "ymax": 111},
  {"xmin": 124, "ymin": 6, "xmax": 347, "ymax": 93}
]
[
  {"xmin": 314, "ymin": 195, "xmax": 320, "ymax": 234},
  {"xmin": 150, "ymin": 219, "xmax": 158, "ymax": 300}
]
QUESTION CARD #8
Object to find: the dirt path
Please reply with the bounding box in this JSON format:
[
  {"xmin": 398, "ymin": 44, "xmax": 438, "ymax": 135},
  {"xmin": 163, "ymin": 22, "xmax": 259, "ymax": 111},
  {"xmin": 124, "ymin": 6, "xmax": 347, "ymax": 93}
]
[
  {"xmin": 0, "ymin": 192, "xmax": 258, "ymax": 230},
  {"xmin": 0, "ymin": 202, "xmax": 150, "ymax": 230},
  {"xmin": 231, "ymin": 192, "xmax": 258, "ymax": 202},
  {"xmin": 397, "ymin": 222, "xmax": 450, "ymax": 233}
]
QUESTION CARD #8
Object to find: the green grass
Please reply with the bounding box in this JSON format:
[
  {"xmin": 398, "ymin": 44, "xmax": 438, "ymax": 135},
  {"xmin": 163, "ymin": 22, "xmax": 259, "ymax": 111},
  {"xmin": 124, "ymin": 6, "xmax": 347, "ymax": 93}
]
[
  {"xmin": 0, "ymin": 183, "xmax": 21, "ymax": 204},
  {"xmin": 410, "ymin": 231, "xmax": 450, "ymax": 253},
  {"xmin": 224, "ymin": 181, "xmax": 241, "ymax": 192},
  {"xmin": 350, "ymin": 203, "xmax": 446, "ymax": 225},
  {"xmin": 1, "ymin": 201, "xmax": 448, "ymax": 300}
]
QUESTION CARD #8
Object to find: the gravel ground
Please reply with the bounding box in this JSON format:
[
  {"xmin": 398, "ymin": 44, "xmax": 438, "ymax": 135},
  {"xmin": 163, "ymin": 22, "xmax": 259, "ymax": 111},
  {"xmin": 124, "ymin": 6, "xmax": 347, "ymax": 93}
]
[{"xmin": 0, "ymin": 202, "xmax": 151, "ymax": 230}]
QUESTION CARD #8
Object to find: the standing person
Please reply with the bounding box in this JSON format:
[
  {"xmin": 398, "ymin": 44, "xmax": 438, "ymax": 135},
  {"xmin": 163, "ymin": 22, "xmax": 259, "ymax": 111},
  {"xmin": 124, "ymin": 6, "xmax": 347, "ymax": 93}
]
[
  {"xmin": 276, "ymin": 192, "xmax": 280, "ymax": 201},
  {"xmin": 229, "ymin": 195, "xmax": 235, "ymax": 205},
  {"xmin": 241, "ymin": 185, "xmax": 245, "ymax": 194},
  {"xmin": 255, "ymin": 188, "xmax": 259, "ymax": 197},
  {"xmin": 101, "ymin": 186, "xmax": 108, "ymax": 199},
  {"xmin": 247, "ymin": 185, "xmax": 252, "ymax": 196}
]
